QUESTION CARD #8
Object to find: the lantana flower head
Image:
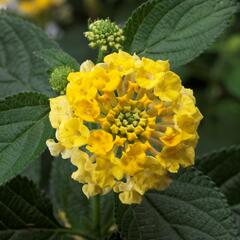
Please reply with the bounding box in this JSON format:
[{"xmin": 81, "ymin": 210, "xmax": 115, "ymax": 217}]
[{"xmin": 47, "ymin": 51, "xmax": 203, "ymax": 204}]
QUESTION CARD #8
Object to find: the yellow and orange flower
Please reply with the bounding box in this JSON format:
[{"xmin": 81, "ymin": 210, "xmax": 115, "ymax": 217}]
[
  {"xmin": 47, "ymin": 51, "xmax": 203, "ymax": 204},
  {"xmin": 1, "ymin": 0, "xmax": 64, "ymax": 16}
]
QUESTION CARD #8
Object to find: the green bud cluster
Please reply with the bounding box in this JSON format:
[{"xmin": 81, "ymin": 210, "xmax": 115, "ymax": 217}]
[
  {"xmin": 84, "ymin": 19, "xmax": 125, "ymax": 51},
  {"xmin": 49, "ymin": 66, "xmax": 73, "ymax": 94},
  {"xmin": 110, "ymin": 107, "xmax": 147, "ymax": 136}
]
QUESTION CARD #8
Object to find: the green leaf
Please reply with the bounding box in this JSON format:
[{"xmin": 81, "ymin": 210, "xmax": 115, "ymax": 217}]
[
  {"xmin": 124, "ymin": 0, "xmax": 238, "ymax": 67},
  {"xmin": 34, "ymin": 48, "xmax": 80, "ymax": 72},
  {"xmin": 116, "ymin": 168, "xmax": 238, "ymax": 240},
  {"xmin": 197, "ymin": 146, "xmax": 240, "ymax": 228},
  {"xmin": 0, "ymin": 176, "xmax": 74, "ymax": 239},
  {"xmin": 0, "ymin": 92, "xmax": 54, "ymax": 186},
  {"xmin": 51, "ymin": 157, "xmax": 115, "ymax": 239},
  {"xmin": 0, "ymin": 11, "xmax": 59, "ymax": 98},
  {"xmin": 22, "ymin": 157, "xmax": 41, "ymax": 185}
]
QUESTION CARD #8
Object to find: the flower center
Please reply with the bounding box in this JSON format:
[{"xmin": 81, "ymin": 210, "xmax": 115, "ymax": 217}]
[{"xmin": 107, "ymin": 105, "xmax": 148, "ymax": 141}]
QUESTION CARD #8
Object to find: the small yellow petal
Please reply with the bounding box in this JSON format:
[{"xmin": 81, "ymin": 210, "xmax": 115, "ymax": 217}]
[
  {"xmin": 154, "ymin": 71, "xmax": 182, "ymax": 102},
  {"xmin": 49, "ymin": 96, "xmax": 73, "ymax": 128},
  {"xmin": 87, "ymin": 130, "xmax": 114, "ymax": 155},
  {"xmin": 80, "ymin": 60, "xmax": 95, "ymax": 72},
  {"xmin": 73, "ymin": 99, "xmax": 100, "ymax": 122},
  {"xmin": 46, "ymin": 139, "xmax": 64, "ymax": 157},
  {"xmin": 58, "ymin": 118, "xmax": 89, "ymax": 149}
]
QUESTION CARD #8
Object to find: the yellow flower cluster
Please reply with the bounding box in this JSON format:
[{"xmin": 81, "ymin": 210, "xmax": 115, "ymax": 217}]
[
  {"xmin": 19, "ymin": 0, "xmax": 63, "ymax": 16},
  {"xmin": 1, "ymin": 0, "xmax": 63, "ymax": 16},
  {"xmin": 47, "ymin": 51, "xmax": 203, "ymax": 204}
]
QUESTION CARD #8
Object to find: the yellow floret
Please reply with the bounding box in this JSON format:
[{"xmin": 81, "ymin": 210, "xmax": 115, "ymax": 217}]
[
  {"xmin": 49, "ymin": 95, "xmax": 73, "ymax": 128},
  {"xmin": 58, "ymin": 118, "xmax": 89, "ymax": 148},
  {"xmin": 87, "ymin": 130, "xmax": 114, "ymax": 155}
]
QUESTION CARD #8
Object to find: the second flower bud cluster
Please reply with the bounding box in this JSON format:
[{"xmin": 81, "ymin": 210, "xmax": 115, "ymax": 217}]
[{"xmin": 84, "ymin": 19, "xmax": 125, "ymax": 51}]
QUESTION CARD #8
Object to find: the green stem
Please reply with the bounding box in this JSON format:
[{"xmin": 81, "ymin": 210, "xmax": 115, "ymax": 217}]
[
  {"xmin": 92, "ymin": 195, "xmax": 101, "ymax": 239},
  {"xmin": 97, "ymin": 49, "xmax": 106, "ymax": 63}
]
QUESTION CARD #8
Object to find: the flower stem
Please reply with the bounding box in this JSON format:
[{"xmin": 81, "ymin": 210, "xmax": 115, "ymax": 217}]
[
  {"xmin": 97, "ymin": 49, "xmax": 106, "ymax": 63},
  {"xmin": 92, "ymin": 195, "xmax": 101, "ymax": 239}
]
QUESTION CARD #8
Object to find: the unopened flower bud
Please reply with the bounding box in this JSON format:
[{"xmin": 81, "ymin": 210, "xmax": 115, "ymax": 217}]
[
  {"xmin": 84, "ymin": 18, "xmax": 125, "ymax": 52},
  {"xmin": 49, "ymin": 66, "xmax": 73, "ymax": 94}
]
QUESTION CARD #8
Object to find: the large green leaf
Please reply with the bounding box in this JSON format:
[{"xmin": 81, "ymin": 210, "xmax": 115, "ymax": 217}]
[
  {"xmin": 34, "ymin": 48, "xmax": 80, "ymax": 71},
  {"xmin": 51, "ymin": 157, "xmax": 115, "ymax": 239},
  {"xmin": 124, "ymin": 0, "xmax": 238, "ymax": 67},
  {"xmin": 116, "ymin": 168, "xmax": 238, "ymax": 240},
  {"xmin": 0, "ymin": 11, "xmax": 59, "ymax": 97},
  {"xmin": 0, "ymin": 176, "xmax": 84, "ymax": 239},
  {"xmin": 0, "ymin": 92, "xmax": 54, "ymax": 185},
  {"xmin": 197, "ymin": 146, "xmax": 240, "ymax": 228}
]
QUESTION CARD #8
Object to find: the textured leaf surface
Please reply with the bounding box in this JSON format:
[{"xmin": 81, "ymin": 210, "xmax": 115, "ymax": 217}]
[
  {"xmin": 0, "ymin": 176, "xmax": 72, "ymax": 240},
  {"xmin": 51, "ymin": 157, "xmax": 115, "ymax": 239},
  {"xmin": 0, "ymin": 11, "xmax": 59, "ymax": 97},
  {"xmin": 116, "ymin": 168, "xmax": 238, "ymax": 240},
  {"xmin": 197, "ymin": 146, "xmax": 240, "ymax": 228},
  {"xmin": 124, "ymin": 0, "xmax": 238, "ymax": 67},
  {"xmin": 34, "ymin": 48, "xmax": 80, "ymax": 71},
  {"xmin": 0, "ymin": 92, "xmax": 54, "ymax": 185},
  {"xmin": 22, "ymin": 157, "xmax": 41, "ymax": 185}
]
